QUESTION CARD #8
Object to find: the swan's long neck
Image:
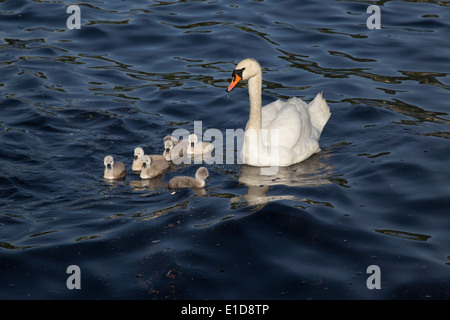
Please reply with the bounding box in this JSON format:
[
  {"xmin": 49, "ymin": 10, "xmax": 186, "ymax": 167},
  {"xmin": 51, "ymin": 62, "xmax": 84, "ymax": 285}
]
[{"xmin": 247, "ymin": 72, "xmax": 262, "ymax": 131}]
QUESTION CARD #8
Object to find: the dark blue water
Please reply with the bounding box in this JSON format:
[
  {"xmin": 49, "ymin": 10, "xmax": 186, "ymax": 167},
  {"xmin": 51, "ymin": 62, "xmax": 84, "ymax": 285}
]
[{"xmin": 1, "ymin": 0, "xmax": 449, "ymax": 299}]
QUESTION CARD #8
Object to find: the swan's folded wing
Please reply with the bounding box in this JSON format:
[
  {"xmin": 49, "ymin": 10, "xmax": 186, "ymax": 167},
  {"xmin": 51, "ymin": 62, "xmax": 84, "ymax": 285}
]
[
  {"xmin": 263, "ymin": 102, "xmax": 306, "ymax": 150},
  {"xmin": 261, "ymin": 99, "xmax": 285, "ymax": 128},
  {"xmin": 305, "ymin": 93, "xmax": 331, "ymax": 139}
]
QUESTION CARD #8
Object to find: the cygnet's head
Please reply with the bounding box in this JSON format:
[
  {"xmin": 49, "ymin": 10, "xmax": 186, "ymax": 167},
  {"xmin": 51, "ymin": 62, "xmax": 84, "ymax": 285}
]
[
  {"xmin": 163, "ymin": 136, "xmax": 175, "ymax": 149},
  {"xmin": 104, "ymin": 155, "xmax": 114, "ymax": 169},
  {"xmin": 226, "ymin": 58, "xmax": 262, "ymax": 93},
  {"xmin": 134, "ymin": 147, "xmax": 144, "ymax": 160},
  {"xmin": 188, "ymin": 133, "xmax": 198, "ymax": 148},
  {"xmin": 196, "ymin": 166, "xmax": 209, "ymax": 181},
  {"xmin": 188, "ymin": 133, "xmax": 198, "ymax": 143},
  {"xmin": 164, "ymin": 136, "xmax": 177, "ymax": 152},
  {"xmin": 141, "ymin": 155, "xmax": 152, "ymax": 168}
]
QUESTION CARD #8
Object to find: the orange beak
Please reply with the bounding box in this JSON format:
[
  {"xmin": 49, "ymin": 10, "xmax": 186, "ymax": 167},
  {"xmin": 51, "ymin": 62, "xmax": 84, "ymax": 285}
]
[{"xmin": 226, "ymin": 74, "xmax": 242, "ymax": 93}]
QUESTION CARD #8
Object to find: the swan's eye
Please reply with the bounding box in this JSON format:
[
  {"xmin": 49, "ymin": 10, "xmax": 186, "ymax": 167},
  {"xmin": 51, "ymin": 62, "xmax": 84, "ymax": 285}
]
[{"xmin": 232, "ymin": 68, "xmax": 244, "ymax": 80}]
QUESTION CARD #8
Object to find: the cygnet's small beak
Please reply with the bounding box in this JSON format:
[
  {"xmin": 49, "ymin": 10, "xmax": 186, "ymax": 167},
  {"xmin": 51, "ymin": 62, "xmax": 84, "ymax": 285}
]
[
  {"xmin": 226, "ymin": 73, "xmax": 242, "ymax": 93},
  {"xmin": 142, "ymin": 162, "xmax": 147, "ymax": 168},
  {"xmin": 134, "ymin": 155, "xmax": 138, "ymax": 160},
  {"xmin": 165, "ymin": 148, "xmax": 170, "ymax": 153},
  {"xmin": 107, "ymin": 164, "xmax": 112, "ymax": 170},
  {"xmin": 206, "ymin": 176, "xmax": 211, "ymax": 181}
]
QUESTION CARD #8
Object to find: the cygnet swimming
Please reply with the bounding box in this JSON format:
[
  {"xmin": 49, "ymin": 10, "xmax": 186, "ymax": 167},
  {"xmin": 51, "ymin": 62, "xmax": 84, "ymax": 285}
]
[
  {"xmin": 164, "ymin": 135, "xmax": 179, "ymax": 149},
  {"xmin": 104, "ymin": 155, "xmax": 127, "ymax": 180},
  {"xmin": 186, "ymin": 134, "xmax": 214, "ymax": 155},
  {"xmin": 132, "ymin": 147, "xmax": 145, "ymax": 172},
  {"xmin": 163, "ymin": 135, "xmax": 188, "ymax": 162},
  {"xmin": 140, "ymin": 155, "xmax": 170, "ymax": 179},
  {"xmin": 133, "ymin": 146, "xmax": 168, "ymax": 173},
  {"xmin": 168, "ymin": 166, "xmax": 210, "ymax": 189}
]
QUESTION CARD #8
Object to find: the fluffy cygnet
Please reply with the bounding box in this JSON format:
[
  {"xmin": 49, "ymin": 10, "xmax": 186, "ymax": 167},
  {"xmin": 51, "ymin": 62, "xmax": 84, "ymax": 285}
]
[
  {"xmin": 164, "ymin": 135, "xmax": 179, "ymax": 149},
  {"xmin": 133, "ymin": 146, "xmax": 167, "ymax": 172},
  {"xmin": 186, "ymin": 134, "xmax": 214, "ymax": 155},
  {"xmin": 140, "ymin": 155, "xmax": 170, "ymax": 179},
  {"xmin": 163, "ymin": 135, "xmax": 186, "ymax": 161},
  {"xmin": 104, "ymin": 155, "xmax": 127, "ymax": 180},
  {"xmin": 132, "ymin": 147, "xmax": 145, "ymax": 172},
  {"xmin": 168, "ymin": 166, "xmax": 210, "ymax": 189}
]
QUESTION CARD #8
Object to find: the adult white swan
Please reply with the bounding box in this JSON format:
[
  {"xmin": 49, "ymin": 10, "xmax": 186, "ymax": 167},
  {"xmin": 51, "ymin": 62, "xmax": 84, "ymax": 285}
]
[{"xmin": 226, "ymin": 58, "xmax": 331, "ymax": 167}]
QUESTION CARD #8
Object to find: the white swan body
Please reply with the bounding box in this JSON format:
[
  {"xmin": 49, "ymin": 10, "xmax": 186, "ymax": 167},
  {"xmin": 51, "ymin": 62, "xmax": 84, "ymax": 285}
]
[{"xmin": 227, "ymin": 58, "xmax": 330, "ymax": 167}]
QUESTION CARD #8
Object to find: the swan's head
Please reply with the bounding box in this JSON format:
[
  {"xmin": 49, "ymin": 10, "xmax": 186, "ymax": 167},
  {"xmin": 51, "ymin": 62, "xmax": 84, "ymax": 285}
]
[
  {"xmin": 134, "ymin": 147, "xmax": 144, "ymax": 160},
  {"xmin": 226, "ymin": 58, "xmax": 261, "ymax": 93},
  {"xmin": 104, "ymin": 155, "xmax": 114, "ymax": 169},
  {"xmin": 141, "ymin": 155, "xmax": 151, "ymax": 168}
]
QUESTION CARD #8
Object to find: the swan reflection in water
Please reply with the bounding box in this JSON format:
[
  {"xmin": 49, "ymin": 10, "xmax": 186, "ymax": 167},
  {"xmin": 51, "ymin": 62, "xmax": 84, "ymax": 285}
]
[{"xmin": 231, "ymin": 152, "xmax": 334, "ymax": 209}]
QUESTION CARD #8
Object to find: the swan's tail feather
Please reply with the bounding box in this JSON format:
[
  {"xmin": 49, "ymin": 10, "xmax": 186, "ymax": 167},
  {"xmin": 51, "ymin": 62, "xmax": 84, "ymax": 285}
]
[{"xmin": 307, "ymin": 92, "xmax": 331, "ymax": 137}]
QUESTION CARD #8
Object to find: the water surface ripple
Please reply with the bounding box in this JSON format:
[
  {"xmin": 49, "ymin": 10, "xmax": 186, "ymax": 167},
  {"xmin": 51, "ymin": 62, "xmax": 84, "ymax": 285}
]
[{"xmin": 0, "ymin": 0, "xmax": 449, "ymax": 299}]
